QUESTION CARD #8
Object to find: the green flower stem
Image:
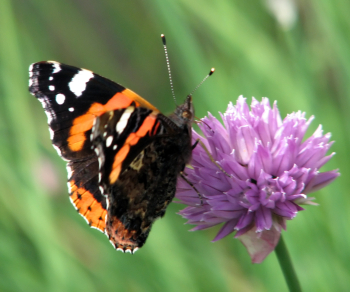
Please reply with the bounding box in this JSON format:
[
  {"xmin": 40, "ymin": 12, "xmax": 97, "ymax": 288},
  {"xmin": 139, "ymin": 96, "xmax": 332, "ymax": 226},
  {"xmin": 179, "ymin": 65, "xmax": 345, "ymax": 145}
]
[{"xmin": 275, "ymin": 235, "xmax": 302, "ymax": 292}]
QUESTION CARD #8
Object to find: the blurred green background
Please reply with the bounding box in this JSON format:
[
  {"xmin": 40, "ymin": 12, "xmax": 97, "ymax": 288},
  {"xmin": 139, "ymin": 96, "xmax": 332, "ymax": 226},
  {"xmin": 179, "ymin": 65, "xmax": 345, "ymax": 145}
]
[{"xmin": 0, "ymin": 0, "xmax": 349, "ymax": 291}]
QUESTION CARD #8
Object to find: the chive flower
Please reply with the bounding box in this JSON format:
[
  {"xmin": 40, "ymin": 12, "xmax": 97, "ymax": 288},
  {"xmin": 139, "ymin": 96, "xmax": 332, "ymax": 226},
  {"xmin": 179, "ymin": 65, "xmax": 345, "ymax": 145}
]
[{"xmin": 176, "ymin": 96, "xmax": 339, "ymax": 263}]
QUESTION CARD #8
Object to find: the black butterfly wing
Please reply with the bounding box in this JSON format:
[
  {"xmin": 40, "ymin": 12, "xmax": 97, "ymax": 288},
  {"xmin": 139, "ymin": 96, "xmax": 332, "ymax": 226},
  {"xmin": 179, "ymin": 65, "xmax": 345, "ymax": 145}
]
[{"xmin": 91, "ymin": 104, "xmax": 193, "ymax": 252}]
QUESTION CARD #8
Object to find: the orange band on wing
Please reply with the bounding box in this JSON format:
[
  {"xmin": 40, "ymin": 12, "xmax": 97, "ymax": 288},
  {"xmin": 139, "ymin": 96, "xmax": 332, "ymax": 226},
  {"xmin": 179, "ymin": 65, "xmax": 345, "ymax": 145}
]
[
  {"xmin": 105, "ymin": 91, "xmax": 138, "ymax": 111},
  {"xmin": 152, "ymin": 120, "xmax": 161, "ymax": 135},
  {"xmin": 125, "ymin": 115, "xmax": 158, "ymax": 145},
  {"xmin": 135, "ymin": 115, "xmax": 158, "ymax": 137},
  {"xmin": 109, "ymin": 144, "xmax": 130, "ymax": 184},
  {"xmin": 69, "ymin": 180, "xmax": 107, "ymax": 231},
  {"xmin": 67, "ymin": 90, "xmax": 160, "ymax": 152},
  {"xmin": 109, "ymin": 115, "xmax": 158, "ymax": 184}
]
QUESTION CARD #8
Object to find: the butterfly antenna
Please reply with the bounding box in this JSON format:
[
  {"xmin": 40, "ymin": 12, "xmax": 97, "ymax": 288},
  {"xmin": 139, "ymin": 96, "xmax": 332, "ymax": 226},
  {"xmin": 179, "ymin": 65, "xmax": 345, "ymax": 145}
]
[
  {"xmin": 188, "ymin": 68, "xmax": 215, "ymax": 98},
  {"xmin": 161, "ymin": 34, "xmax": 176, "ymax": 103}
]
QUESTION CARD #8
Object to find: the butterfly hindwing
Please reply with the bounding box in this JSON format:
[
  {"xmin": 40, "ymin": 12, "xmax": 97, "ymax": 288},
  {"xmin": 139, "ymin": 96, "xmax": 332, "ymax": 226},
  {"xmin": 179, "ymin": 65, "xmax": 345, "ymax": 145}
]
[{"xmin": 91, "ymin": 108, "xmax": 193, "ymax": 251}]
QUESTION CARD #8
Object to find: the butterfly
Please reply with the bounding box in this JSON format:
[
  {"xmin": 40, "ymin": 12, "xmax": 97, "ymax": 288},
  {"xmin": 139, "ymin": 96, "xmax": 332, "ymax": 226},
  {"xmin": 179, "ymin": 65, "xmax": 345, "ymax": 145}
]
[{"xmin": 29, "ymin": 60, "xmax": 195, "ymax": 253}]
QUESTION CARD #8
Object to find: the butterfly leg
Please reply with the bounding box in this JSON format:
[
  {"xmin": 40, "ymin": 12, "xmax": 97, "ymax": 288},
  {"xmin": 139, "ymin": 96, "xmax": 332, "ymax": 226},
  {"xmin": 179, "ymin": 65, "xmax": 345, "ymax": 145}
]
[
  {"xmin": 192, "ymin": 139, "xmax": 231, "ymax": 177},
  {"xmin": 180, "ymin": 172, "xmax": 203, "ymax": 205}
]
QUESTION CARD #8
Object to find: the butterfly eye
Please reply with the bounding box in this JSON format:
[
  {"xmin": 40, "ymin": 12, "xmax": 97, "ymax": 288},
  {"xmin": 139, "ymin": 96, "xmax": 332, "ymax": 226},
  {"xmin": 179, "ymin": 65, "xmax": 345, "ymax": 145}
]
[{"xmin": 182, "ymin": 110, "xmax": 192, "ymax": 120}]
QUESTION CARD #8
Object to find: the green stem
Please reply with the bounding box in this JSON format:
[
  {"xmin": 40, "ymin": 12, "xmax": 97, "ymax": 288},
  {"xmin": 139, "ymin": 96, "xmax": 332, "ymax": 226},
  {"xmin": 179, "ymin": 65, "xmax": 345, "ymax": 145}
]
[{"xmin": 275, "ymin": 235, "xmax": 302, "ymax": 292}]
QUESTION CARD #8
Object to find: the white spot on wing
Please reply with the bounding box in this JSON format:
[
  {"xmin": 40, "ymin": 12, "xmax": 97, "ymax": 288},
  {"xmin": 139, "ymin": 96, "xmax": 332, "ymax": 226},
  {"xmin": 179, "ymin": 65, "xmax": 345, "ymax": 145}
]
[
  {"xmin": 28, "ymin": 65, "xmax": 34, "ymax": 86},
  {"xmin": 116, "ymin": 119, "xmax": 128, "ymax": 134},
  {"xmin": 106, "ymin": 136, "xmax": 113, "ymax": 147},
  {"xmin": 56, "ymin": 93, "xmax": 65, "ymax": 105},
  {"xmin": 98, "ymin": 156, "xmax": 103, "ymax": 169},
  {"xmin": 91, "ymin": 221, "xmax": 106, "ymax": 231},
  {"xmin": 113, "ymin": 145, "xmax": 117, "ymax": 150},
  {"xmin": 49, "ymin": 128, "xmax": 54, "ymax": 140},
  {"xmin": 28, "ymin": 64, "xmax": 34, "ymax": 86},
  {"xmin": 68, "ymin": 194, "xmax": 78, "ymax": 210},
  {"xmin": 68, "ymin": 107, "xmax": 74, "ymax": 112},
  {"xmin": 66, "ymin": 165, "xmax": 73, "ymax": 180},
  {"xmin": 52, "ymin": 144, "xmax": 63, "ymax": 159},
  {"xmin": 50, "ymin": 141, "xmax": 68, "ymax": 162},
  {"xmin": 45, "ymin": 111, "xmax": 54, "ymax": 124},
  {"xmin": 38, "ymin": 97, "xmax": 56, "ymax": 124},
  {"xmin": 49, "ymin": 85, "xmax": 55, "ymax": 91},
  {"xmin": 69, "ymin": 69, "xmax": 94, "ymax": 97},
  {"xmin": 49, "ymin": 76, "xmax": 53, "ymax": 81},
  {"xmin": 50, "ymin": 62, "xmax": 61, "ymax": 74},
  {"xmin": 116, "ymin": 107, "xmax": 134, "ymax": 134},
  {"xmin": 78, "ymin": 210, "xmax": 93, "ymax": 226}
]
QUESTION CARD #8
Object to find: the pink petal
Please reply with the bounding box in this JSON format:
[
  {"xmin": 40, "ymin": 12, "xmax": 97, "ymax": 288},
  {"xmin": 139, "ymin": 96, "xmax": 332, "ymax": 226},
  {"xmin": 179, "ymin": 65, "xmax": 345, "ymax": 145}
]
[{"xmin": 238, "ymin": 228, "xmax": 281, "ymax": 263}]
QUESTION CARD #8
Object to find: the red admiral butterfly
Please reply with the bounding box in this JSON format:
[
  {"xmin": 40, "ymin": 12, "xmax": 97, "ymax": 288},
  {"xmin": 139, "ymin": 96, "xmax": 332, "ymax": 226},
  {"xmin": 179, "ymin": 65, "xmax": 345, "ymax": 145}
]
[{"xmin": 29, "ymin": 60, "xmax": 196, "ymax": 253}]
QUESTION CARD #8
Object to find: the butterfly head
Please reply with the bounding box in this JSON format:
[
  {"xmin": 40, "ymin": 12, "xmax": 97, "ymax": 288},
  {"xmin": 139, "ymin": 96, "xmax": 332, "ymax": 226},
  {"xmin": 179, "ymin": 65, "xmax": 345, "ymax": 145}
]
[
  {"xmin": 170, "ymin": 68, "xmax": 214, "ymax": 129},
  {"xmin": 170, "ymin": 95, "xmax": 194, "ymax": 129}
]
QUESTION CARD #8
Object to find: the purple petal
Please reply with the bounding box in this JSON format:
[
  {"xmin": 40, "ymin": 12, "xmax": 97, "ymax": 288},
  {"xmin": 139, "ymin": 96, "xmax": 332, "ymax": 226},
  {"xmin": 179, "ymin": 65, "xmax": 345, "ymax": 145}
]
[
  {"xmin": 220, "ymin": 152, "xmax": 249, "ymax": 180},
  {"xmin": 211, "ymin": 210, "xmax": 243, "ymax": 219},
  {"xmin": 248, "ymin": 149, "xmax": 263, "ymax": 180},
  {"xmin": 304, "ymin": 170, "xmax": 340, "ymax": 193},
  {"xmin": 212, "ymin": 219, "xmax": 238, "ymax": 241},
  {"xmin": 274, "ymin": 201, "xmax": 298, "ymax": 218},
  {"xmin": 234, "ymin": 125, "xmax": 257, "ymax": 164},
  {"xmin": 197, "ymin": 168, "xmax": 231, "ymax": 191},
  {"xmin": 235, "ymin": 211, "xmax": 255, "ymax": 230},
  {"xmin": 315, "ymin": 152, "xmax": 335, "ymax": 169},
  {"xmin": 255, "ymin": 207, "xmax": 272, "ymax": 231},
  {"xmin": 256, "ymin": 142, "xmax": 273, "ymax": 174},
  {"xmin": 190, "ymin": 223, "xmax": 222, "ymax": 231}
]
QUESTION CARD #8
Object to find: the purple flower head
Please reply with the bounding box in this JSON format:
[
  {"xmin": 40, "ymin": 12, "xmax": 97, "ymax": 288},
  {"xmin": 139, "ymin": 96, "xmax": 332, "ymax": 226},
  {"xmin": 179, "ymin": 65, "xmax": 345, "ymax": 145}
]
[{"xmin": 176, "ymin": 96, "xmax": 339, "ymax": 263}]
